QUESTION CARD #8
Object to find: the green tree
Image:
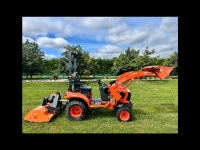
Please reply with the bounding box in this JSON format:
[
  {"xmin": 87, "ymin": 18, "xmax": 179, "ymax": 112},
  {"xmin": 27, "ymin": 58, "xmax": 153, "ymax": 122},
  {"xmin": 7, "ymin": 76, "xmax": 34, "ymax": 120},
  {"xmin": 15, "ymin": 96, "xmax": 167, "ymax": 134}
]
[
  {"xmin": 164, "ymin": 51, "xmax": 178, "ymax": 75},
  {"xmin": 22, "ymin": 39, "xmax": 44, "ymax": 79},
  {"xmin": 61, "ymin": 45, "xmax": 83, "ymax": 74},
  {"xmin": 134, "ymin": 47, "xmax": 156, "ymax": 70},
  {"xmin": 61, "ymin": 45, "xmax": 98, "ymax": 77},
  {"xmin": 84, "ymin": 55, "xmax": 98, "ymax": 76},
  {"xmin": 42, "ymin": 58, "xmax": 60, "ymax": 73},
  {"xmin": 57, "ymin": 57, "xmax": 68, "ymax": 76},
  {"xmin": 95, "ymin": 58, "xmax": 103, "ymax": 74},
  {"xmin": 95, "ymin": 58, "xmax": 114, "ymax": 74},
  {"xmin": 150, "ymin": 56, "xmax": 166, "ymax": 66},
  {"xmin": 111, "ymin": 47, "xmax": 140, "ymax": 74}
]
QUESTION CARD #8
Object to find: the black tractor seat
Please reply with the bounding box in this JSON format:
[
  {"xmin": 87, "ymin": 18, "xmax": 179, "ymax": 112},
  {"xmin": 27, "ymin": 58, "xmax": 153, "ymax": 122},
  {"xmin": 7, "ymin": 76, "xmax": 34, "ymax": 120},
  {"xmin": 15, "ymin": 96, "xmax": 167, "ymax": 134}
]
[{"xmin": 74, "ymin": 86, "xmax": 92, "ymax": 94}]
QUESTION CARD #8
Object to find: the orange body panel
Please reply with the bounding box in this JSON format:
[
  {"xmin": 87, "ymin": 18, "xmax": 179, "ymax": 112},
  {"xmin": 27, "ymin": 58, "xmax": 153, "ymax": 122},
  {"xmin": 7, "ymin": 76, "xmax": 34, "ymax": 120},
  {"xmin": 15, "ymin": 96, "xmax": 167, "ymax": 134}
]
[
  {"xmin": 64, "ymin": 91, "xmax": 90, "ymax": 107},
  {"xmin": 156, "ymin": 66, "xmax": 174, "ymax": 80},
  {"xmin": 107, "ymin": 84, "xmax": 121, "ymax": 101},
  {"xmin": 142, "ymin": 66, "xmax": 174, "ymax": 80},
  {"xmin": 90, "ymin": 102, "xmax": 110, "ymax": 108},
  {"xmin": 24, "ymin": 105, "xmax": 56, "ymax": 122},
  {"xmin": 108, "ymin": 99, "xmax": 117, "ymax": 109},
  {"xmin": 111, "ymin": 85, "xmax": 129, "ymax": 103}
]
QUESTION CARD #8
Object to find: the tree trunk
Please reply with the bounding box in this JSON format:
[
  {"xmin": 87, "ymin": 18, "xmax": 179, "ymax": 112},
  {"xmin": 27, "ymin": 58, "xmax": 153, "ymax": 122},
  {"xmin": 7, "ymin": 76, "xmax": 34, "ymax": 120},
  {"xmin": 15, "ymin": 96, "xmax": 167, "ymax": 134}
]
[{"xmin": 26, "ymin": 73, "xmax": 28, "ymax": 79}]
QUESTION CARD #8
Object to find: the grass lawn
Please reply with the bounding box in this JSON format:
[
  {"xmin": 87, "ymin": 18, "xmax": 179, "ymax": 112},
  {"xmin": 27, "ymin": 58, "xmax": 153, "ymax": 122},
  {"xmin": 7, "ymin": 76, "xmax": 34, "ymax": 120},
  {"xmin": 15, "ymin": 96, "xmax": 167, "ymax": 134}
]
[{"xmin": 22, "ymin": 79, "xmax": 178, "ymax": 134}]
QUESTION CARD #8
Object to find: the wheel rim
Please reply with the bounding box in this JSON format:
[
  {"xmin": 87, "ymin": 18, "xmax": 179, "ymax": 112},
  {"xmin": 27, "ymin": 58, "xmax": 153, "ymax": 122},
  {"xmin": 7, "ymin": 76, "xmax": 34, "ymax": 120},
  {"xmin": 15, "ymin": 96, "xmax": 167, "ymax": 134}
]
[
  {"xmin": 119, "ymin": 111, "xmax": 130, "ymax": 121},
  {"xmin": 70, "ymin": 106, "xmax": 82, "ymax": 117}
]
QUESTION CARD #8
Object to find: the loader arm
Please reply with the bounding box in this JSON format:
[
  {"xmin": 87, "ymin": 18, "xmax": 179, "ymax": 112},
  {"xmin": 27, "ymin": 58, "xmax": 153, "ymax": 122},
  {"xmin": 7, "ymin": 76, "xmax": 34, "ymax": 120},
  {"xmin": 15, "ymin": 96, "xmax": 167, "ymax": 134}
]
[{"xmin": 112, "ymin": 66, "xmax": 174, "ymax": 92}]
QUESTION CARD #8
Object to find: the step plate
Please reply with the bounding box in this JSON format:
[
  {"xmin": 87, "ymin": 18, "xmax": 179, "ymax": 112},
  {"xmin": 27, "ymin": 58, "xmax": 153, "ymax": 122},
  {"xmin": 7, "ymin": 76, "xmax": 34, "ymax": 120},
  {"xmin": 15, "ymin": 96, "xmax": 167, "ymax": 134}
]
[{"xmin": 91, "ymin": 98, "xmax": 101, "ymax": 104}]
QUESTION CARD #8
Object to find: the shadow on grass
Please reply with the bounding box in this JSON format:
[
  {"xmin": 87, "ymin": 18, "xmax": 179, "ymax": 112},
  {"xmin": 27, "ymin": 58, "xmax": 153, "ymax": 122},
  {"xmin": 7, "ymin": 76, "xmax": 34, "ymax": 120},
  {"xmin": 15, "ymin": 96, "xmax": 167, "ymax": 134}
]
[
  {"xmin": 85, "ymin": 108, "xmax": 145, "ymax": 122},
  {"xmin": 132, "ymin": 108, "xmax": 147, "ymax": 115},
  {"xmin": 36, "ymin": 105, "xmax": 157, "ymax": 123},
  {"xmin": 131, "ymin": 108, "xmax": 148, "ymax": 121},
  {"xmin": 86, "ymin": 108, "xmax": 115, "ymax": 120},
  {"xmin": 23, "ymin": 103, "xmax": 177, "ymax": 124}
]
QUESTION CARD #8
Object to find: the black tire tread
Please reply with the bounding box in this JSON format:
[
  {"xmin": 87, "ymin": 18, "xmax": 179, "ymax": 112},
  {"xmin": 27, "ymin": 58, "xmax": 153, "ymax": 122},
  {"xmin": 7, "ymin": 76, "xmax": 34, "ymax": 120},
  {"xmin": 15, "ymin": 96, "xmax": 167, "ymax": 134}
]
[
  {"xmin": 65, "ymin": 100, "xmax": 87, "ymax": 121},
  {"xmin": 116, "ymin": 107, "xmax": 132, "ymax": 122}
]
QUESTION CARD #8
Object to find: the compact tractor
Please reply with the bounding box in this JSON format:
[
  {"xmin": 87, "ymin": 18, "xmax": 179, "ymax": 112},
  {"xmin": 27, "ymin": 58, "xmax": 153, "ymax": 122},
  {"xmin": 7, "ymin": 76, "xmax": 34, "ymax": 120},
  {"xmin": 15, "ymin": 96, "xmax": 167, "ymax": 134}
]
[{"xmin": 24, "ymin": 51, "xmax": 174, "ymax": 122}]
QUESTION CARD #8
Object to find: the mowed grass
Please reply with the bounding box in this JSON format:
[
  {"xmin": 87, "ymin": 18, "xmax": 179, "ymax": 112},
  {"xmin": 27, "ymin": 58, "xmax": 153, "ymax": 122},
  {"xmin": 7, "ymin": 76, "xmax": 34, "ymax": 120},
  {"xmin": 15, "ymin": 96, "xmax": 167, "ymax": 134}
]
[{"xmin": 22, "ymin": 79, "xmax": 178, "ymax": 134}]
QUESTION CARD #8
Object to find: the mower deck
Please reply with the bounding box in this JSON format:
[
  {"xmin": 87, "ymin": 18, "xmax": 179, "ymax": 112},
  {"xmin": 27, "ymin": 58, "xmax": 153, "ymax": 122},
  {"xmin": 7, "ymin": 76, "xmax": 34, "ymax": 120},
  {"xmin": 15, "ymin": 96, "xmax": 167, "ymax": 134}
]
[{"xmin": 24, "ymin": 105, "xmax": 57, "ymax": 122}]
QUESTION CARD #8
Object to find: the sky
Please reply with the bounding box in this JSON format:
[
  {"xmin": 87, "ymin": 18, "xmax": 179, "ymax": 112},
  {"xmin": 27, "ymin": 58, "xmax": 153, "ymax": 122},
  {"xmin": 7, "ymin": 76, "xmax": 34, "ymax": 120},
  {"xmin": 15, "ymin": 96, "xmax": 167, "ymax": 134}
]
[{"xmin": 22, "ymin": 17, "xmax": 178, "ymax": 60}]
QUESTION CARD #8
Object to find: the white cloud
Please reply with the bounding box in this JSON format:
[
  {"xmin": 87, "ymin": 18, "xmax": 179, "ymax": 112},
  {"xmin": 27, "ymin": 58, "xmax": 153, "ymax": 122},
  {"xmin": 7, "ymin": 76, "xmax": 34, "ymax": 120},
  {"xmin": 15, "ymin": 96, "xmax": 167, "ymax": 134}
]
[
  {"xmin": 79, "ymin": 44, "xmax": 101, "ymax": 50},
  {"xmin": 23, "ymin": 17, "xmax": 112, "ymax": 38},
  {"xmin": 36, "ymin": 37, "xmax": 70, "ymax": 52},
  {"xmin": 160, "ymin": 17, "xmax": 178, "ymax": 34},
  {"xmin": 143, "ymin": 17, "xmax": 178, "ymax": 46},
  {"xmin": 148, "ymin": 44, "xmax": 177, "ymax": 58},
  {"xmin": 43, "ymin": 54, "xmax": 57, "ymax": 60},
  {"xmin": 89, "ymin": 45, "xmax": 122, "ymax": 59},
  {"xmin": 79, "ymin": 17, "xmax": 124, "ymax": 30},
  {"xmin": 23, "ymin": 17, "xmax": 54, "ymax": 37},
  {"xmin": 152, "ymin": 50, "xmax": 177, "ymax": 58},
  {"xmin": 145, "ymin": 29, "xmax": 168, "ymax": 46},
  {"xmin": 131, "ymin": 44, "xmax": 177, "ymax": 58},
  {"xmin": 22, "ymin": 36, "xmax": 35, "ymax": 43},
  {"xmin": 90, "ymin": 52, "xmax": 121, "ymax": 59},
  {"xmin": 22, "ymin": 17, "xmax": 178, "ymax": 59},
  {"xmin": 96, "ymin": 35, "xmax": 103, "ymax": 42},
  {"xmin": 22, "ymin": 17, "xmax": 77, "ymax": 37},
  {"xmin": 123, "ymin": 17, "xmax": 178, "ymax": 58},
  {"xmin": 64, "ymin": 17, "xmax": 124, "ymax": 29},
  {"xmin": 97, "ymin": 45, "xmax": 122, "ymax": 53},
  {"xmin": 106, "ymin": 23, "xmax": 149, "ymax": 44}
]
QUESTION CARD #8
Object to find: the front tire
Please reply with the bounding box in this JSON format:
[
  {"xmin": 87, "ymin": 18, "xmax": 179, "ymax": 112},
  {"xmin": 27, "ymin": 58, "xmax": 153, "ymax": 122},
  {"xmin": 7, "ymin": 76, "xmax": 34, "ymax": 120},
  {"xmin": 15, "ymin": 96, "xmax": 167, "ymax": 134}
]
[
  {"xmin": 66, "ymin": 100, "xmax": 87, "ymax": 121},
  {"xmin": 116, "ymin": 107, "xmax": 132, "ymax": 122}
]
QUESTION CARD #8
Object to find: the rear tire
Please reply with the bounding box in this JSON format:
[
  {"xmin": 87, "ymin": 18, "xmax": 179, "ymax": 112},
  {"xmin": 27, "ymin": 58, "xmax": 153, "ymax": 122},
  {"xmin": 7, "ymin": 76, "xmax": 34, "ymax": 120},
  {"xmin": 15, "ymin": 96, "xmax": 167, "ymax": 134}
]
[
  {"xmin": 66, "ymin": 100, "xmax": 87, "ymax": 121},
  {"xmin": 116, "ymin": 107, "xmax": 132, "ymax": 122}
]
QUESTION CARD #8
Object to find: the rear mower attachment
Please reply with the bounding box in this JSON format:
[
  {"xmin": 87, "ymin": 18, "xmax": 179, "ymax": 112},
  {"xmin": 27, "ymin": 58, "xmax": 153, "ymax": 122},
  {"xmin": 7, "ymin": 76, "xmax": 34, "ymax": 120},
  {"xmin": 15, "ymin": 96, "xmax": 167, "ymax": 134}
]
[{"xmin": 24, "ymin": 92, "xmax": 64, "ymax": 122}]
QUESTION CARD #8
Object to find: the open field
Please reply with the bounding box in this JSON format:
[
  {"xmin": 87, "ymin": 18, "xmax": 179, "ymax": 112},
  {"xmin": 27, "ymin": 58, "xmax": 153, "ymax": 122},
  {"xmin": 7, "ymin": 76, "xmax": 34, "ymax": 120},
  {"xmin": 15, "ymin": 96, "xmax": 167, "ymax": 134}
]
[{"xmin": 22, "ymin": 79, "xmax": 178, "ymax": 133}]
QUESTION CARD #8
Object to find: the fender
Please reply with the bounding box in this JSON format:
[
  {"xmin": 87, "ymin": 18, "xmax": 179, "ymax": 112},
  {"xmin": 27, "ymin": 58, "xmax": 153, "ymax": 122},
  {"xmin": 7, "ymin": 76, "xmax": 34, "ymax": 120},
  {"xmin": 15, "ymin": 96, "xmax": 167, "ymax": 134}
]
[{"xmin": 64, "ymin": 91, "xmax": 90, "ymax": 107}]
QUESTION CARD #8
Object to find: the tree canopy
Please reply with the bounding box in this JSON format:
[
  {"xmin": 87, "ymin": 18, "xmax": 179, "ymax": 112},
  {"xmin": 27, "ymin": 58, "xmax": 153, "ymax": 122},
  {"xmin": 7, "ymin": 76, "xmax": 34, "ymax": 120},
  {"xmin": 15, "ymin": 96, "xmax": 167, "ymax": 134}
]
[
  {"xmin": 22, "ymin": 43, "xmax": 178, "ymax": 78},
  {"xmin": 22, "ymin": 39, "xmax": 44, "ymax": 79}
]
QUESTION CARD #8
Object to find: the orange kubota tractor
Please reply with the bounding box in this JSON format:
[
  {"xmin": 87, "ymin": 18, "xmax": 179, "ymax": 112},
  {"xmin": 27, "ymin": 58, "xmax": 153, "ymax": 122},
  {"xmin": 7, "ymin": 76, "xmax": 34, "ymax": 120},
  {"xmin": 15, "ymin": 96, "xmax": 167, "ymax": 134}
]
[{"xmin": 24, "ymin": 51, "xmax": 174, "ymax": 122}]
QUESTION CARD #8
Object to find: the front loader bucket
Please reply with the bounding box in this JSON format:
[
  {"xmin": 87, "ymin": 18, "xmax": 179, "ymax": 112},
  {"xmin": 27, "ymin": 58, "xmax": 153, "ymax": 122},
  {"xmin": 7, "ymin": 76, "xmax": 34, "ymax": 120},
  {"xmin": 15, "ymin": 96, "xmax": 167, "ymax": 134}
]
[
  {"xmin": 156, "ymin": 66, "xmax": 174, "ymax": 80},
  {"xmin": 143, "ymin": 66, "xmax": 174, "ymax": 80},
  {"xmin": 24, "ymin": 105, "xmax": 57, "ymax": 122}
]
